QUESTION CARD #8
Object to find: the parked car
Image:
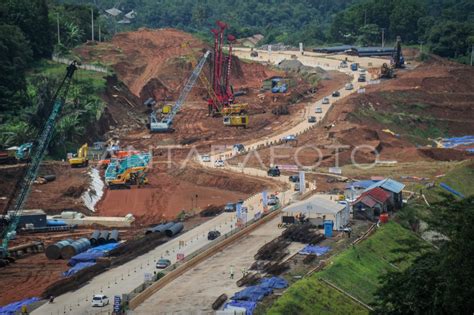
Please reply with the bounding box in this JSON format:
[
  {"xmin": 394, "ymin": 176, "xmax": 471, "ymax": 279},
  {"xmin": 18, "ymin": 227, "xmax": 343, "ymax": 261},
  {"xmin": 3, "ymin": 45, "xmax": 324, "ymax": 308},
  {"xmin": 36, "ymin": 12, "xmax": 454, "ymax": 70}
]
[
  {"xmin": 201, "ymin": 155, "xmax": 211, "ymax": 162},
  {"xmin": 267, "ymin": 166, "xmax": 280, "ymax": 177},
  {"xmin": 315, "ymin": 107, "xmax": 323, "ymax": 114},
  {"xmin": 345, "ymin": 83, "xmax": 353, "ymax": 90},
  {"xmin": 322, "ymin": 97, "xmax": 330, "ymax": 104},
  {"xmin": 207, "ymin": 230, "xmax": 221, "ymax": 240},
  {"xmin": 91, "ymin": 295, "xmax": 109, "ymax": 307},
  {"xmin": 214, "ymin": 159, "xmax": 224, "ymax": 167},
  {"xmin": 332, "ymin": 91, "xmax": 340, "ymax": 97},
  {"xmin": 233, "ymin": 144, "xmax": 245, "ymax": 153},
  {"xmin": 351, "ymin": 63, "xmax": 358, "ymax": 71},
  {"xmin": 340, "ymin": 60, "xmax": 348, "ymax": 68},
  {"xmin": 358, "ymin": 75, "xmax": 366, "ymax": 82},
  {"xmin": 308, "ymin": 116, "xmax": 317, "ymax": 123},
  {"xmin": 156, "ymin": 258, "xmax": 171, "ymax": 269},
  {"xmin": 282, "ymin": 134, "xmax": 297, "ymax": 142},
  {"xmin": 224, "ymin": 202, "xmax": 236, "ymax": 212},
  {"xmin": 267, "ymin": 195, "xmax": 279, "ymax": 206},
  {"xmin": 359, "ymin": 68, "xmax": 366, "ymax": 73},
  {"xmin": 289, "ymin": 175, "xmax": 300, "ymax": 182}
]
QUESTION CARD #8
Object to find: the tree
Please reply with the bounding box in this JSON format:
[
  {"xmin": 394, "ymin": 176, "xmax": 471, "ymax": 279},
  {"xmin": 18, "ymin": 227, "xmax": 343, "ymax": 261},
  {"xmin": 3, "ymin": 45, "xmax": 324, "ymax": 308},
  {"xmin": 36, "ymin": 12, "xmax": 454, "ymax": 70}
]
[
  {"xmin": 0, "ymin": 24, "xmax": 33, "ymax": 117},
  {"xmin": 357, "ymin": 23, "xmax": 380, "ymax": 46},
  {"xmin": 373, "ymin": 196, "xmax": 474, "ymax": 314}
]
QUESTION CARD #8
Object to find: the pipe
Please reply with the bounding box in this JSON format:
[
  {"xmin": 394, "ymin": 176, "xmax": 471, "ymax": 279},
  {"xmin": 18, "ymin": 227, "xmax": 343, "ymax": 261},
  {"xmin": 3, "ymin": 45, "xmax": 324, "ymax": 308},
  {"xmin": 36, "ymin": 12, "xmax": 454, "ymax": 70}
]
[
  {"xmin": 145, "ymin": 222, "xmax": 174, "ymax": 235},
  {"xmin": 109, "ymin": 229, "xmax": 120, "ymax": 243},
  {"xmin": 98, "ymin": 230, "xmax": 110, "ymax": 244},
  {"xmin": 165, "ymin": 222, "xmax": 184, "ymax": 237},
  {"xmin": 45, "ymin": 239, "xmax": 74, "ymax": 260},
  {"xmin": 89, "ymin": 230, "xmax": 100, "ymax": 246},
  {"xmin": 60, "ymin": 238, "xmax": 91, "ymax": 259}
]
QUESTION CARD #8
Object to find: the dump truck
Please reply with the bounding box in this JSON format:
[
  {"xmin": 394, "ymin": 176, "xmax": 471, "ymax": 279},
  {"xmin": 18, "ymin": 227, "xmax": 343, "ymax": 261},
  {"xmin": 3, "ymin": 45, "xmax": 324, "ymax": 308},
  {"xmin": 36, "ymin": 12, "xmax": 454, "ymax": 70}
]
[{"xmin": 68, "ymin": 143, "xmax": 89, "ymax": 167}]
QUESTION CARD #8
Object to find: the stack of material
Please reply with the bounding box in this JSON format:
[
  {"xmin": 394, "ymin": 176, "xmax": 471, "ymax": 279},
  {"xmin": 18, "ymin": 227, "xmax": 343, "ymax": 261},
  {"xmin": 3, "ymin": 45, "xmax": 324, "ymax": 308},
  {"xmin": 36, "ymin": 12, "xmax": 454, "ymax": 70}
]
[
  {"xmin": 237, "ymin": 272, "xmax": 261, "ymax": 287},
  {"xmin": 281, "ymin": 223, "xmax": 325, "ymax": 244},
  {"xmin": 200, "ymin": 204, "xmax": 224, "ymax": 217},
  {"xmin": 263, "ymin": 261, "xmax": 289, "ymax": 275},
  {"xmin": 254, "ymin": 237, "xmax": 289, "ymax": 261}
]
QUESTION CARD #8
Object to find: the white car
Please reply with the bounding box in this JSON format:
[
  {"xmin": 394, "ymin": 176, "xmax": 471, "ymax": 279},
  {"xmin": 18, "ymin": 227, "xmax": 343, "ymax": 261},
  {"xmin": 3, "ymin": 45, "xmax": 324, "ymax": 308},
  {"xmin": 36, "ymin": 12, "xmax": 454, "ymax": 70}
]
[
  {"xmin": 91, "ymin": 294, "xmax": 109, "ymax": 307},
  {"xmin": 359, "ymin": 68, "xmax": 366, "ymax": 73},
  {"xmin": 315, "ymin": 107, "xmax": 323, "ymax": 114},
  {"xmin": 201, "ymin": 155, "xmax": 211, "ymax": 162},
  {"xmin": 322, "ymin": 97, "xmax": 330, "ymax": 104},
  {"xmin": 214, "ymin": 159, "xmax": 225, "ymax": 167},
  {"xmin": 345, "ymin": 83, "xmax": 353, "ymax": 90}
]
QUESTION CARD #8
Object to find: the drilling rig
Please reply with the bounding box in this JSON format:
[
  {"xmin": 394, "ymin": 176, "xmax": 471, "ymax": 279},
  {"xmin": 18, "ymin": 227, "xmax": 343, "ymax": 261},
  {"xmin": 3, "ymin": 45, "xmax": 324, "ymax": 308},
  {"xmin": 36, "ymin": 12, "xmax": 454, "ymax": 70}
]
[{"xmin": 209, "ymin": 21, "xmax": 248, "ymax": 127}]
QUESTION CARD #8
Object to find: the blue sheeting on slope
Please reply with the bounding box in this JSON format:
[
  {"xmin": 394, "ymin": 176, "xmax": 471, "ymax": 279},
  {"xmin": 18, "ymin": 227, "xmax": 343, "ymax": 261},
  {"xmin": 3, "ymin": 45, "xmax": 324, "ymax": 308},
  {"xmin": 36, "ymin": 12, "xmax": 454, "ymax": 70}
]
[
  {"xmin": 440, "ymin": 182, "xmax": 465, "ymax": 198},
  {"xmin": 259, "ymin": 277, "xmax": 288, "ymax": 289},
  {"xmin": 224, "ymin": 300, "xmax": 257, "ymax": 315},
  {"xmin": 0, "ymin": 297, "xmax": 40, "ymax": 314},
  {"xmin": 442, "ymin": 136, "xmax": 474, "ymax": 148},
  {"xmin": 299, "ymin": 245, "xmax": 331, "ymax": 256},
  {"xmin": 63, "ymin": 262, "xmax": 96, "ymax": 277}
]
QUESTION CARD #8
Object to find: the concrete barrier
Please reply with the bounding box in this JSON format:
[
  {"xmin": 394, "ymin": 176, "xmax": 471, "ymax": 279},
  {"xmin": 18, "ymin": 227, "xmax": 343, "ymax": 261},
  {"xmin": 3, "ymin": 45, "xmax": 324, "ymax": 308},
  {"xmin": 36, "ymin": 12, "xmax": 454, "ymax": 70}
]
[{"xmin": 128, "ymin": 208, "xmax": 282, "ymax": 310}]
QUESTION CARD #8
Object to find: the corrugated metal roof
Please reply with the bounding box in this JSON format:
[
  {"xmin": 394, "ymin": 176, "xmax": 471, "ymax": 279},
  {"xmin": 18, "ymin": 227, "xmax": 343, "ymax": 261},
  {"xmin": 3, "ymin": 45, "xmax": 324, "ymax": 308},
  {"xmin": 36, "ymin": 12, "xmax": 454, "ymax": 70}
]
[
  {"xmin": 284, "ymin": 195, "xmax": 345, "ymax": 215},
  {"xmin": 364, "ymin": 178, "xmax": 405, "ymax": 194},
  {"xmin": 364, "ymin": 187, "xmax": 390, "ymax": 203},
  {"xmin": 345, "ymin": 180, "xmax": 379, "ymax": 190},
  {"xmin": 354, "ymin": 195, "xmax": 377, "ymax": 208}
]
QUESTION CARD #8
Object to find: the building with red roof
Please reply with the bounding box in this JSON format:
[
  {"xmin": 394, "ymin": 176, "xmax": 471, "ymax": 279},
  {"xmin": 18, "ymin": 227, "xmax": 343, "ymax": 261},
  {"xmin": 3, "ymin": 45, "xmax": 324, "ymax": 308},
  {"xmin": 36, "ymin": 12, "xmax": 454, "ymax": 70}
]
[{"xmin": 352, "ymin": 187, "xmax": 391, "ymax": 221}]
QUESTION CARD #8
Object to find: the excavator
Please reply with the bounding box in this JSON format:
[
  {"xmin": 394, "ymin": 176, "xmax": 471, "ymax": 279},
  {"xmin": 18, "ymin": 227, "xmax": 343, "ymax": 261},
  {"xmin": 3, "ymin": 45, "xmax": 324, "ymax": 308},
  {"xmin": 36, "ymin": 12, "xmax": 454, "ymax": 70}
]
[
  {"xmin": 379, "ymin": 36, "xmax": 405, "ymax": 79},
  {"xmin": 106, "ymin": 166, "xmax": 148, "ymax": 189},
  {"xmin": 1, "ymin": 61, "xmax": 78, "ymax": 264},
  {"xmin": 68, "ymin": 143, "xmax": 89, "ymax": 167}
]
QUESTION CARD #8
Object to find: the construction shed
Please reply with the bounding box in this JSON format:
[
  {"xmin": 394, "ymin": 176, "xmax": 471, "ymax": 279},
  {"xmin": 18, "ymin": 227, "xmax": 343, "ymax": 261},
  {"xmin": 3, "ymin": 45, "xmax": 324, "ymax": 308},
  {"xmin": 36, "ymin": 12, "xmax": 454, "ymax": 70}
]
[
  {"xmin": 283, "ymin": 195, "xmax": 350, "ymax": 230},
  {"xmin": 7, "ymin": 209, "xmax": 47, "ymax": 229},
  {"xmin": 344, "ymin": 179, "xmax": 380, "ymax": 201},
  {"xmin": 364, "ymin": 178, "xmax": 405, "ymax": 209},
  {"xmin": 352, "ymin": 187, "xmax": 391, "ymax": 221}
]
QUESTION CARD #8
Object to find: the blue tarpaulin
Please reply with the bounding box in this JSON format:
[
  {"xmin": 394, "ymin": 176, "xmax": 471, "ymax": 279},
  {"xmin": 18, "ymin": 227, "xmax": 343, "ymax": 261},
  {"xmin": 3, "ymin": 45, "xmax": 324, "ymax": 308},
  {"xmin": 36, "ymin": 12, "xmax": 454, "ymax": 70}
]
[
  {"xmin": 442, "ymin": 136, "xmax": 474, "ymax": 149},
  {"xmin": 63, "ymin": 262, "xmax": 96, "ymax": 277},
  {"xmin": 47, "ymin": 219, "xmax": 67, "ymax": 226},
  {"xmin": 224, "ymin": 300, "xmax": 257, "ymax": 315},
  {"xmin": 0, "ymin": 297, "xmax": 40, "ymax": 314},
  {"xmin": 231, "ymin": 286, "xmax": 273, "ymax": 302},
  {"xmin": 440, "ymin": 183, "xmax": 465, "ymax": 198},
  {"xmin": 259, "ymin": 277, "xmax": 288, "ymax": 289},
  {"xmin": 68, "ymin": 243, "xmax": 119, "ymax": 266},
  {"xmin": 299, "ymin": 245, "xmax": 330, "ymax": 256}
]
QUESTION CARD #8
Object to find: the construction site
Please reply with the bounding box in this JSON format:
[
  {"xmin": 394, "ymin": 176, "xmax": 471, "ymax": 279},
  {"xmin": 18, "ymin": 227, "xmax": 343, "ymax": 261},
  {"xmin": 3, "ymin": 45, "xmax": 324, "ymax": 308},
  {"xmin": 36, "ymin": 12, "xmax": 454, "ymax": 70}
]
[{"xmin": 1, "ymin": 18, "xmax": 474, "ymax": 315}]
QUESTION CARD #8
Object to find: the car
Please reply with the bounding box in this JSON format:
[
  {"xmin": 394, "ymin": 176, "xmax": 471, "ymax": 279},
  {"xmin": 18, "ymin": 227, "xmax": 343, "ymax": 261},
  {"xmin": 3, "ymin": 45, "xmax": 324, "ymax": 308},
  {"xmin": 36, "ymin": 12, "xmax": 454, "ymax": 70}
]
[
  {"xmin": 156, "ymin": 258, "xmax": 171, "ymax": 269},
  {"xmin": 308, "ymin": 116, "xmax": 317, "ymax": 123},
  {"xmin": 267, "ymin": 195, "xmax": 279, "ymax": 206},
  {"xmin": 282, "ymin": 134, "xmax": 297, "ymax": 142},
  {"xmin": 322, "ymin": 97, "xmax": 330, "ymax": 104},
  {"xmin": 359, "ymin": 68, "xmax": 366, "ymax": 73},
  {"xmin": 289, "ymin": 175, "xmax": 300, "ymax": 183},
  {"xmin": 91, "ymin": 294, "xmax": 109, "ymax": 307},
  {"xmin": 340, "ymin": 61, "xmax": 348, "ymax": 68},
  {"xmin": 214, "ymin": 159, "xmax": 224, "ymax": 167},
  {"xmin": 267, "ymin": 166, "xmax": 280, "ymax": 177},
  {"xmin": 201, "ymin": 155, "xmax": 211, "ymax": 162},
  {"xmin": 345, "ymin": 83, "xmax": 353, "ymax": 90},
  {"xmin": 224, "ymin": 202, "xmax": 236, "ymax": 212},
  {"xmin": 358, "ymin": 75, "xmax": 366, "ymax": 82},
  {"xmin": 332, "ymin": 91, "xmax": 340, "ymax": 97},
  {"xmin": 350, "ymin": 63, "xmax": 358, "ymax": 71},
  {"xmin": 233, "ymin": 144, "xmax": 245, "ymax": 153},
  {"xmin": 315, "ymin": 107, "xmax": 323, "ymax": 114},
  {"xmin": 207, "ymin": 230, "xmax": 221, "ymax": 240}
]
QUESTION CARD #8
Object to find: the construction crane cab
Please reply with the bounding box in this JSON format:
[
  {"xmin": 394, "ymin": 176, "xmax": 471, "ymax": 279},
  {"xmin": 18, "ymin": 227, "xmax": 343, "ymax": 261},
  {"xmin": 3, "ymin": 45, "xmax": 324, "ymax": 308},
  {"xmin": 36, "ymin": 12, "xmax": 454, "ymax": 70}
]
[
  {"xmin": 15, "ymin": 143, "xmax": 33, "ymax": 162},
  {"xmin": 223, "ymin": 115, "xmax": 248, "ymax": 128},
  {"xmin": 68, "ymin": 143, "xmax": 89, "ymax": 167}
]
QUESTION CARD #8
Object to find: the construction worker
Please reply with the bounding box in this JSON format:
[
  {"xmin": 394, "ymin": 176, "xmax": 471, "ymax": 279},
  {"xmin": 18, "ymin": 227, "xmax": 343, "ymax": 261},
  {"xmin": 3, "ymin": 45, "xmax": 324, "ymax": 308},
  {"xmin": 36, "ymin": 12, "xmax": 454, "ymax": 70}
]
[
  {"xmin": 21, "ymin": 304, "xmax": 28, "ymax": 314},
  {"xmin": 230, "ymin": 265, "xmax": 234, "ymax": 279}
]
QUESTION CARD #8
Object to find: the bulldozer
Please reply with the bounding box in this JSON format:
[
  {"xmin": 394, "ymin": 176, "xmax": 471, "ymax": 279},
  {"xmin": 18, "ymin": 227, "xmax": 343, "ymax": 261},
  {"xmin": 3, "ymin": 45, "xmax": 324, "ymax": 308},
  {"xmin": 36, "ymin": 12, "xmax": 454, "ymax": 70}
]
[
  {"xmin": 68, "ymin": 143, "xmax": 89, "ymax": 167},
  {"xmin": 107, "ymin": 166, "xmax": 148, "ymax": 189}
]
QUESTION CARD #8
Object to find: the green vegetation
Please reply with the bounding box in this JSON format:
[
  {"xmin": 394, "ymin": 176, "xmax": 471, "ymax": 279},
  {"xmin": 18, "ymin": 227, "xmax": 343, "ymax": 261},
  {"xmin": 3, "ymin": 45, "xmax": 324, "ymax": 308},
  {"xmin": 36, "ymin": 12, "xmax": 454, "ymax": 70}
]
[
  {"xmin": 373, "ymin": 196, "xmax": 474, "ymax": 314},
  {"xmin": 267, "ymin": 277, "xmax": 368, "ymax": 315},
  {"xmin": 318, "ymin": 222, "xmax": 426, "ymax": 304}
]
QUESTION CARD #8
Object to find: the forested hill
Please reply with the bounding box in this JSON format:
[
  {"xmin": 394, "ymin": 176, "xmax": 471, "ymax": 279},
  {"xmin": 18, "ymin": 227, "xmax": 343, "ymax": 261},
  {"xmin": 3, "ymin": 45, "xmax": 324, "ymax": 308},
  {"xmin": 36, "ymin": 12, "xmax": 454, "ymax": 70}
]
[{"xmin": 65, "ymin": 0, "xmax": 473, "ymax": 62}]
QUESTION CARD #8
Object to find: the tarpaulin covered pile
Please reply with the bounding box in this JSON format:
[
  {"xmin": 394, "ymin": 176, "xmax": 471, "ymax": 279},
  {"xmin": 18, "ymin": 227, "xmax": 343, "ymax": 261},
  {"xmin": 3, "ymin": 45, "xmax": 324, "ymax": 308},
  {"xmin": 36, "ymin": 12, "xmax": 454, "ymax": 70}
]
[
  {"xmin": 63, "ymin": 262, "xmax": 96, "ymax": 277},
  {"xmin": 299, "ymin": 245, "xmax": 330, "ymax": 256},
  {"xmin": 68, "ymin": 243, "xmax": 119, "ymax": 266},
  {"xmin": 0, "ymin": 297, "xmax": 40, "ymax": 314},
  {"xmin": 226, "ymin": 277, "xmax": 288, "ymax": 314},
  {"xmin": 441, "ymin": 135, "xmax": 474, "ymax": 148}
]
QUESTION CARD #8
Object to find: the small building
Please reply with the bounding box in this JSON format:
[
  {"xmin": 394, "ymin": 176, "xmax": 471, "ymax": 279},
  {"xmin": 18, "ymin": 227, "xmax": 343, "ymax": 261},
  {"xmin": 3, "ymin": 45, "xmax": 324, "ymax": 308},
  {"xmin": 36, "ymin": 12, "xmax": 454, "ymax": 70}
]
[
  {"xmin": 352, "ymin": 187, "xmax": 391, "ymax": 221},
  {"xmin": 6, "ymin": 209, "xmax": 47, "ymax": 229},
  {"xmin": 237, "ymin": 34, "xmax": 264, "ymax": 48},
  {"xmin": 283, "ymin": 195, "xmax": 350, "ymax": 230},
  {"xmin": 364, "ymin": 178, "xmax": 405, "ymax": 209},
  {"xmin": 344, "ymin": 179, "xmax": 380, "ymax": 201}
]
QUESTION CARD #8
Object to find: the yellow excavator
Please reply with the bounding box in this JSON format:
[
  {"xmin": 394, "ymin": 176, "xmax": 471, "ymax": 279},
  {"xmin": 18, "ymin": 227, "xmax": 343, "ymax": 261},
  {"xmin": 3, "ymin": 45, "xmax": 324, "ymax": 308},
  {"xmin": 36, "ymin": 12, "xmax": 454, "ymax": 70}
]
[
  {"xmin": 107, "ymin": 166, "xmax": 148, "ymax": 189},
  {"xmin": 68, "ymin": 143, "xmax": 89, "ymax": 167}
]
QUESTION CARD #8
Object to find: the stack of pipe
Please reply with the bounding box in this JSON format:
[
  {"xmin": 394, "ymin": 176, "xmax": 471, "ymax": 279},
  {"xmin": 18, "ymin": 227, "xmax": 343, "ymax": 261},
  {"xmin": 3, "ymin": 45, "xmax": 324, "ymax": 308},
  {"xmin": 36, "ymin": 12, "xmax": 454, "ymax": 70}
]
[
  {"xmin": 60, "ymin": 238, "xmax": 91, "ymax": 259},
  {"xmin": 45, "ymin": 239, "xmax": 74, "ymax": 260}
]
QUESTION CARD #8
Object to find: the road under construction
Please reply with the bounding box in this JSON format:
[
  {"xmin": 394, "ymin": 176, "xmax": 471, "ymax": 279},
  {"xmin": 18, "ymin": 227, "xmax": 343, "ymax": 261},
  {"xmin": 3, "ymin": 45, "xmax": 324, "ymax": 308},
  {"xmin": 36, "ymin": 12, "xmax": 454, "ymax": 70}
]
[{"xmin": 27, "ymin": 36, "xmax": 386, "ymax": 314}]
